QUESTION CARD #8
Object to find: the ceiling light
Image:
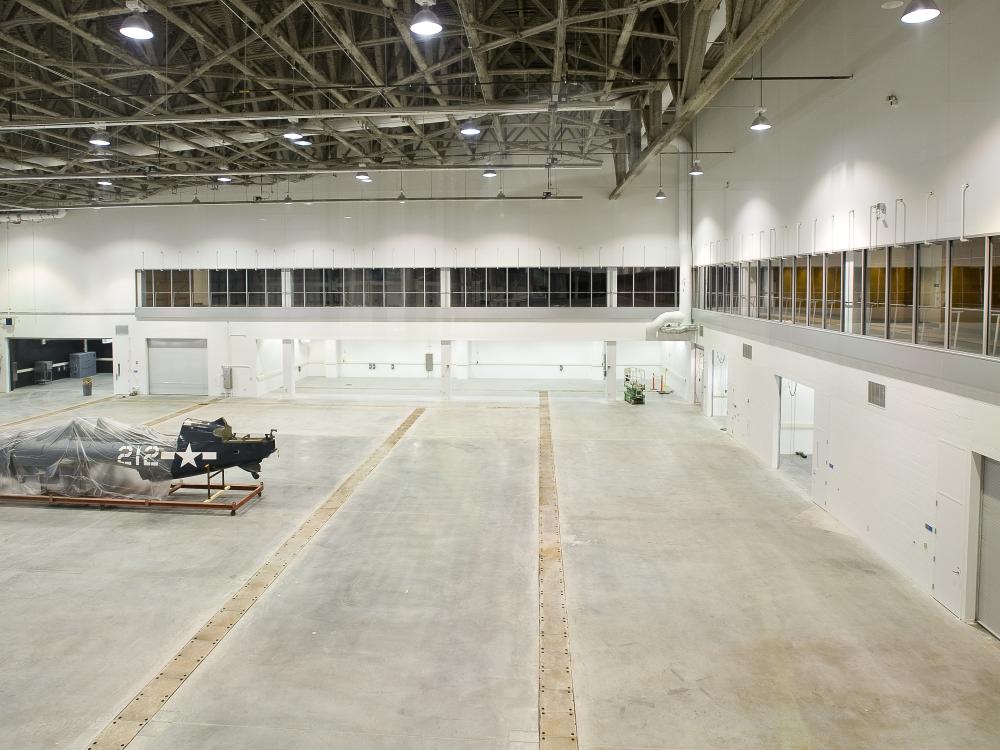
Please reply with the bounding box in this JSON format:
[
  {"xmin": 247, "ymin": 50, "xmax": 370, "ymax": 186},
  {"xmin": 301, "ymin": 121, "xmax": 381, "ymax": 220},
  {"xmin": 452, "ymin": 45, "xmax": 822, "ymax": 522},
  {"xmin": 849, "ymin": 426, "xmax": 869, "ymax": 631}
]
[
  {"xmin": 88, "ymin": 130, "xmax": 111, "ymax": 146},
  {"xmin": 96, "ymin": 179, "xmax": 113, "ymax": 187},
  {"xmin": 483, "ymin": 167, "xmax": 498, "ymax": 178},
  {"xmin": 283, "ymin": 193, "xmax": 293, "ymax": 204},
  {"xmin": 460, "ymin": 121, "xmax": 481, "ymax": 136},
  {"xmin": 191, "ymin": 195, "xmax": 200, "ymax": 204},
  {"xmin": 283, "ymin": 130, "xmax": 304, "ymax": 141},
  {"xmin": 397, "ymin": 192, "xmax": 407, "ymax": 203},
  {"xmin": 293, "ymin": 139, "xmax": 312, "ymax": 146},
  {"xmin": 655, "ymin": 187, "xmax": 667, "ymax": 201},
  {"xmin": 410, "ymin": 1, "xmax": 442, "ymax": 37},
  {"xmin": 216, "ymin": 175, "xmax": 233, "ymax": 183},
  {"xmin": 497, "ymin": 190, "xmax": 506, "ymax": 199},
  {"xmin": 355, "ymin": 171, "xmax": 371, "ymax": 182},
  {"xmin": 689, "ymin": 160, "xmax": 704, "ymax": 176},
  {"xmin": 901, "ymin": 0, "xmax": 941, "ymax": 23},
  {"xmin": 120, "ymin": 13, "xmax": 153, "ymax": 40},
  {"xmin": 750, "ymin": 108, "xmax": 772, "ymax": 131}
]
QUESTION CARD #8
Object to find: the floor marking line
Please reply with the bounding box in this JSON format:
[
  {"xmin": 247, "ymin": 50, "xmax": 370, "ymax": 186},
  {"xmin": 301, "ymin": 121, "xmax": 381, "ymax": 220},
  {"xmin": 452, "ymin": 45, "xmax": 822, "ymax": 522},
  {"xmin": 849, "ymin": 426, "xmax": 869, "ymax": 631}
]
[
  {"xmin": 142, "ymin": 397, "xmax": 223, "ymax": 427},
  {"xmin": 86, "ymin": 407, "xmax": 425, "ymax": 750},
  {"xmin": 538, "ymin": 392, "xmax": 580, "ymax": 748},
  {"xmin": 0, "ymin": 395, "xmax": 117, "ymax": 429}
]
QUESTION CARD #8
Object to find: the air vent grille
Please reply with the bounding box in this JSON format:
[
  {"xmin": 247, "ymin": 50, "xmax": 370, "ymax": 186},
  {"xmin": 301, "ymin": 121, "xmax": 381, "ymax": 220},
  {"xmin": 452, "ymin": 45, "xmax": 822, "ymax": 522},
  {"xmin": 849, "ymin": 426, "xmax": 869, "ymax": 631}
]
[
  {"xmin": 114, "ymin": 325, "xmax": 129, "ymax": 335},
  {"xmin": 868, "ymin": 381, "xmax": 886, "ymax": 408},
  {"xmin": 742, "ymin": 343, "xmax": 752, "ymax": 359}
]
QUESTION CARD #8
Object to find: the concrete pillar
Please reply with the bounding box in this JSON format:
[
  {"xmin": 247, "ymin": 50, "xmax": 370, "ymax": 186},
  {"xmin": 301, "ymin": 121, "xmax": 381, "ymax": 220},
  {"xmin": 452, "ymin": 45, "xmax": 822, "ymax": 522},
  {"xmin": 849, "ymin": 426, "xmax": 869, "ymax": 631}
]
[
  {"xmin": 282, "ymin": 338, "xmax": 296, "ymax": 397},
  {"xmin": 604, "ymin": 340, "xmax": 617, "ymax": 402},
  {"xmin": 441, "ymin": 340, "xmax": 452, "ymax": 400}
]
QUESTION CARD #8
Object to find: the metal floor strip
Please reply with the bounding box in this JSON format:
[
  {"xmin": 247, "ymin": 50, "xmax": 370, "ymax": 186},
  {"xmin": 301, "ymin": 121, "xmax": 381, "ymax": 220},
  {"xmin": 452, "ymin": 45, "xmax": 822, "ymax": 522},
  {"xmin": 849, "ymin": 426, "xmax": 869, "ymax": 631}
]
[
  {"xmin": 87, "ymin": 407, "xmax": 425, "ymax": 750},
  {"xmin": 143, "ymin": 396, "xmax": 223, "ymax": 427},
  {"xmin": 538, "ymin": 392, "xmax": 580, "ymax": 748},
  {"xmin": 0, "ymin": 394, "xmax": 117, "ymax": 429}
]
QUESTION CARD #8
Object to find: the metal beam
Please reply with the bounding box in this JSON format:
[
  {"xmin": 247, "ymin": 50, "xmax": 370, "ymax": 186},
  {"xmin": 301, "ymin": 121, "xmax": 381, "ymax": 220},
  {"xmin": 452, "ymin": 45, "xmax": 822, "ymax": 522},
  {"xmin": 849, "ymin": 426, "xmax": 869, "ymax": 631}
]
[{"xmin": 609, "ymin": 0, "xmax": 808, "ymax": 199}]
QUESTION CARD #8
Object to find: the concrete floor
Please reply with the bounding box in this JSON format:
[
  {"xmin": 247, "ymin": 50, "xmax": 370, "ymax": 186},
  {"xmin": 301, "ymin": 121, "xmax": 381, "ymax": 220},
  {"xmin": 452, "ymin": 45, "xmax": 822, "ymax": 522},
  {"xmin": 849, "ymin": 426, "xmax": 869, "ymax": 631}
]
[{"xmin": 1, "ymin": 386, "xmax": 999, "ymax": 749}]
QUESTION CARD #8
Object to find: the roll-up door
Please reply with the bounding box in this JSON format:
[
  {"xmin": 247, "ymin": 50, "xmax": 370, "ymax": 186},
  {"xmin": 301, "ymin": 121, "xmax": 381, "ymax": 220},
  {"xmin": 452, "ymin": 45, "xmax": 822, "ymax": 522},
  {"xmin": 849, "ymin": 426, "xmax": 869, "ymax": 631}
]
[{"xmin": 147, "ymin": 338, "xmax": 208, "ymax": 395}]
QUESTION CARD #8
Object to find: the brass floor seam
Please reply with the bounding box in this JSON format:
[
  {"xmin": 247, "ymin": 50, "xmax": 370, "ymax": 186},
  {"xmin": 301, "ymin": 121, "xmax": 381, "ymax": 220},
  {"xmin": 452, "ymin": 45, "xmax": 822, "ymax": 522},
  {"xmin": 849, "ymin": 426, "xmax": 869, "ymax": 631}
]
[
  {"xmin": 143, "ymin": 396, "xmax": 224, "ymax": 427},
  {"xmin": 86, "ymin": 407, "xmax": 425, "ymax": 750},
  {"xmin": 0, "ymin": 394, "xmax": 117, "ymax": 429},
  {"xmin": 538, "ymin": 391, "xmax": 580, "ymax": 749}
]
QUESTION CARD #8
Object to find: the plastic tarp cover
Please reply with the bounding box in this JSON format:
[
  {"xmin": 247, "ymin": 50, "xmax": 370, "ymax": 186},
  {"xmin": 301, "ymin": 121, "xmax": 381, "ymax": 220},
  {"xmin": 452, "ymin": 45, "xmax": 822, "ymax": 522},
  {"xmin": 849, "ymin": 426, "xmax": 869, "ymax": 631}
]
[{"xmin": 0, "ymin": 417, "xmax": 175, "ymax": 498}]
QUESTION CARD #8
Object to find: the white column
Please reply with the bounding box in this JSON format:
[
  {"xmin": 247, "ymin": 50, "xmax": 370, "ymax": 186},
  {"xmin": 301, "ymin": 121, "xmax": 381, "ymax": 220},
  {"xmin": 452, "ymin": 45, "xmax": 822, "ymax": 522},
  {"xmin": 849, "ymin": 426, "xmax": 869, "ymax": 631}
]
[
  {"xmin": 604, "ymin": 340, "xmax": 617, "ymax": 402},
  {"xmin": 282, "ymin": 338, "xmax": 296, "ymax": 397},
  {"xmin": 440, "ymin": 339, "xmax": 452, "ymax": 400}
]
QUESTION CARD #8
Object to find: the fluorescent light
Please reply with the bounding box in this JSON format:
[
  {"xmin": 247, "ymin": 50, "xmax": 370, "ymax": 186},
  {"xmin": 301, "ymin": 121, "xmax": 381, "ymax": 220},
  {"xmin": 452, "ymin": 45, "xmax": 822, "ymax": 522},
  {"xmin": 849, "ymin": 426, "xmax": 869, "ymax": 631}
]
[
  {"xmin": 355, "ymin": 171, "xmax": 371, "ymax": 182},
  {"xmin": 410, "ymin": 3, "xmax": 442, "ymax": 37},
  {"xmin": 293, "ymin": 139, "xmax": 312, "ymax": 146},
  {"xmin": 120, "ymin": 13, "xmax": 153, "ymax": 40},
  {"xmin": 483, "ymin": 167, "xmax": 498, "ymax": 178},
  {"xmin": 689, "ymin": 160, "xmax": 704, "ymax": 177},
  {"xmin": 460, "ymin": 121, "xmax": 481, "ymax": 136},
  {"xmin": 750, "ymin": 108, "xmax": 772, "ymax": 131},
  {"xmin": 901, "ymin": 0, "xmax": 941, "ymax": 23},
  {"xmin": 88, "ymin": 131, "xmax": 111, "ymax": 146},
  {"xmin": 216, "ymin": 176, "xmax": 233, "ymax": 183},
  {"xmin": 654, "ymin": 187, "xmax": 667, "ymax": 201}
]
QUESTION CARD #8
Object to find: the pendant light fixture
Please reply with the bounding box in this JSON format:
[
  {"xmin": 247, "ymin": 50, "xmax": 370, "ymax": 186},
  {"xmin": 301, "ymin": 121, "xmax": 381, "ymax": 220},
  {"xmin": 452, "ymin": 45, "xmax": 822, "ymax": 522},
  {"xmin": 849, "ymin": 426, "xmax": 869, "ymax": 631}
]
[
  {"xmin": 655, "ymin": 154, "xmax": 667, "ymax": 200},
  {"xmin": 96, "ymin": 179, "xmax": 113, "ymax": 187},
  {"xmin": 410, "ymin": 0, "xmax": 443, "ymax": 37},
  {"xmin": 749, "ymin": 49, "xmax": 772, "ymax": 132},
  {"xmin": 216, "ymin": 176, "xmax": 233, "ymax": 183},
  {"xmin": 901, "ymin": 0, "xmax": 941, "ymax": 23},
  {"xmin": 460, "ymin": 121, "xmax": 481, "ymax": 137},
  {"xmin": 355, "ymin": 171, "xmax": 371, "ymax": 182},
  {"xmin": 88, "ymin": 130, "xmax": 111, "ymax": 147},
  {"xmin": 293, "ymin": 139, "xmax": 312, "ymax": 146},
  {"xmin": 483, "ymin": 167, "xmax": 498, "ymax": 178},
  {"xmin": 120, "ymin": 11, "xmax": 153, "ymax": 40},
  {"xmin": 397, "ymin": 172, "xmax": 406, "ymax": 203},
  {"xmin": 689, "ymin": 160, "xmax": 705, "ymax": 177}
]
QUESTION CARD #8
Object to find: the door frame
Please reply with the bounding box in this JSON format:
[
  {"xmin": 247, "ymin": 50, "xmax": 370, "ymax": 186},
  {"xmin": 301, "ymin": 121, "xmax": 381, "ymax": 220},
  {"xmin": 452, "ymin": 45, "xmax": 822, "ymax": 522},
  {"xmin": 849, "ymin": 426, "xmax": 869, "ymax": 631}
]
[{"xmin": 973, "ymin": 453, "xmax": 995, "ymax": 627}]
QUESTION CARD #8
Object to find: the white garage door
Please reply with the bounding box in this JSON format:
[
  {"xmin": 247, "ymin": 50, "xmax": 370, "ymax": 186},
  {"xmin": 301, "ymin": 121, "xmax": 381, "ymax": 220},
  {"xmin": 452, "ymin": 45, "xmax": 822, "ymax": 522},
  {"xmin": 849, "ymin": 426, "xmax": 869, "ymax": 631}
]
[
  {"xmin": 147, "ymin": 338, "xmax": 208, "ymax": 395},
  {"xmin": 979, "ymin": 457, "xmax": 1000, "ymax": 638}
]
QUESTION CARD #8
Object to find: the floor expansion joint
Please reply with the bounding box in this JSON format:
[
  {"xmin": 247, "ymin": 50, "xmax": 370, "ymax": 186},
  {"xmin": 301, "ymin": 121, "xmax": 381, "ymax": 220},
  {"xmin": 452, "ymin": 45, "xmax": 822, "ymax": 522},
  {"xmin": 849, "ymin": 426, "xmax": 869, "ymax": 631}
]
[
  {"xmin": 538, "ymin": 392, "xmax": 580, "ymax": 749},
  {"xmin": 86, "ymin": 407, "xmax": 425, "ymax": 750}
]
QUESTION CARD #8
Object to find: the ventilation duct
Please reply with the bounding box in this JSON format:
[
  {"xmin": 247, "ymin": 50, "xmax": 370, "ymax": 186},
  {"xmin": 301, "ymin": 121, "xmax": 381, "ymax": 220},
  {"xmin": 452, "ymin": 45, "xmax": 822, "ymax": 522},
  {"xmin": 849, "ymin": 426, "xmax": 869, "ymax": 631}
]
[{"xmin": 0, "ymin": 209, "xmax": 67, "ymax": 223}]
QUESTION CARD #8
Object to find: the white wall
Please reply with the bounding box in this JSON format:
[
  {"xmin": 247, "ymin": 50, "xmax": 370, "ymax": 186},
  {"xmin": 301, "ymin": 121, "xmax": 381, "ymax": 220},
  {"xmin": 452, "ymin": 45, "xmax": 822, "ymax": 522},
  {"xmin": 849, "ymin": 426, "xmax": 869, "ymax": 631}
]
[
  {"xmin": 0, "ymin": 163, "xmax": 678, "ymax": 317},
  {"xmin": 692, "ymin": 0, "xmax": 1000, "ymax": 262},
  {"xmin": 697, "ymin": 323, "xmax": 1000, "ymax": 623}
]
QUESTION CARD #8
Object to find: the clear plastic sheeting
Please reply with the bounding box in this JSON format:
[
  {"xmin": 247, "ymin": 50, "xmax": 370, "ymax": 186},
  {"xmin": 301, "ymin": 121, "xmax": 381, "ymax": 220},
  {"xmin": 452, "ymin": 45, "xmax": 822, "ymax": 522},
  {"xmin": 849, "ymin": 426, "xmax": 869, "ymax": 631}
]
[{"xmin": 0, "ymin": 417, "xmax": 175, "ymax": 498}]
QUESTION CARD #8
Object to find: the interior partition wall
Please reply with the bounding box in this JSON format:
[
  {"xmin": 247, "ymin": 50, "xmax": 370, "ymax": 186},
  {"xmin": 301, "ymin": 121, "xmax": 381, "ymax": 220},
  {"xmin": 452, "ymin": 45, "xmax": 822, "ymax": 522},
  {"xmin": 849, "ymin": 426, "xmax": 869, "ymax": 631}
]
[
  {"xmin": 950, "ymin": 239, "xmax": 986, "ymax": 353},
  {"xmin": 824, "ymin": 253, "xmax": 843, "ymax": 331},
  {"xmin": 889, "ymin": 245, "xmax": 915, "ymax": 342},
  {"xmin": 991, "ymin": 238, "xmax": 1000, "ymax": 357}
]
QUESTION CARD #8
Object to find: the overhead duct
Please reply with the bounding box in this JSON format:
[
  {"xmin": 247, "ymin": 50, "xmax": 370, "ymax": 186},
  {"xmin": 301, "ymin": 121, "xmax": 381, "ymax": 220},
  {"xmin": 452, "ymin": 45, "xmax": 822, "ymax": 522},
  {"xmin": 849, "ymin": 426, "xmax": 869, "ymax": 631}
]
[{"xmin": 0, "ymin": 209, "xmax": 67, "ymax": 223}]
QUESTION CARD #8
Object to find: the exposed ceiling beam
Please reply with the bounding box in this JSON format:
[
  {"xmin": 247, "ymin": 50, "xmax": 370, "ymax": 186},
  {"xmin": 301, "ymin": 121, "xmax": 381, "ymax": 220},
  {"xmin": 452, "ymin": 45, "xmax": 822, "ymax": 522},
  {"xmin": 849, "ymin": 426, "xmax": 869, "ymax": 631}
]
[{"xmin": 609, "ymin": 0, "xmax": 807, "ymax": 199}]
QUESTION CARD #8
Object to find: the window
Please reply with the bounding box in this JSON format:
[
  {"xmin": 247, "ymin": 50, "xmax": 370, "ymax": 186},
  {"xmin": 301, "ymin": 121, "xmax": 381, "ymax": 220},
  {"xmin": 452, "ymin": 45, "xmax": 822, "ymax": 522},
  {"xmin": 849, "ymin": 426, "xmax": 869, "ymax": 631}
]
[
  {"xmin": 794, "ymin": 255, "xmax": 808, "ymax": 325},
  {"xmin": 844, "ymin": 250, "xmax": 864, "ymax": 335},
  {"xmin": 530, "ymin": 268, "xmax": 549, "ymax": 307},
  {"xmin": 487, "ymin": 268, "xmax": 507, "ymax": 306},
  {"xmin": 344, "ymin": 269, "xmax": 364, "ymax": 307},
  {"xmin": 227, "ymin": 269, "xmax": 247, "ymax": 307},
  {"xmin": 749, "ymin": 262, "xmax": 759, "ymax": 318},
  {"xmin": 191, "ymin": 270, "xmax": 210, "ymax": 307},
  {"xmin": 991, "ymin": 238, "xmax": 1000, "ymax": 357},
  {"xmin": 824, "ymin": 253, "xmax": 843, "ymax": 331},
  {"xmin": 210, "ymin": 270, "xmax": 227, "ymax": 307},
  {"xmin": 509, "ymin": 268, "xmax": 528, "ymax": 307},
  {"xmin": 917, "ymin": 242, "xmax": 946, "ymax": 348},
  {"xmin": 325, "ymin": 268, "xmax": 343, "ymax": 307},
  {"xmin": 654, "ymin": 267, "xmax": 675, "ymax": 307},
  {"xmin": 888, "ymin": 246, "xmax": 914, "ymax": 341},
  {"xmin": 768, "ymin": 262, "xmax": 780, "ymax": 320},
  {"xmin": 758, "ymin": 260, "xmax": 770, "ymax": 318},
  {"xmin": 171, "ymin": 270, "xmax": 190, "ymax": 307},
  {"xmin": 381, "ymin": 268, "xmax": 401, "ymax": 307},
  {"xmin": 404, "ymin": 268, "xmax": 425, "ymax": 308},
  {"xmin": 153, "ymin": 270, "xmax": 171, "ymax": 307},
  {"xmin": 780, "ymin": 258, "xmax": 793, "ymax": 322},
  {"xmin": 865, "ymin": 248, "xmax": 887, "ymax": 337},
  {"xmin": 616, "ymin": 267, "xmax": 678, "ymax": 307},
  {"xmin": 808, "ymin": 256, "xmax": 823, "ymax": 326},
  {"xmin": 364, "ymin": 268, "xmax": 383, "ymax": 307},
  {"xmin": 550, "ymin": 267, "xmax": 570, "ymax": 306},
  {"xmin": 949, "ymin": 238, "xmax": 986, "ymax": 353}
]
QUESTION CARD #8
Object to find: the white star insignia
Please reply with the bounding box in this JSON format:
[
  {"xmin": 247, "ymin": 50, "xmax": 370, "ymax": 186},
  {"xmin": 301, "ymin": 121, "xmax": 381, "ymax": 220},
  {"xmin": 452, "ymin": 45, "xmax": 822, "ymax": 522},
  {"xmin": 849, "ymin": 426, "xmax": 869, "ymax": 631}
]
[{"xmin": 175, "ymin": 443, "xmax": 201, "ymax": 468}]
